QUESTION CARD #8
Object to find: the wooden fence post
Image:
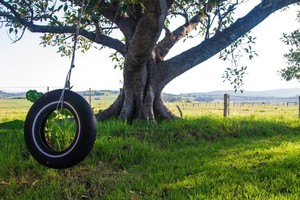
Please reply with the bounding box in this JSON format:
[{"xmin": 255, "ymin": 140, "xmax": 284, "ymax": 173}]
[
  {"xmin": 224, "ymin": 94, "xmax": 230, "ymax": 117},
  {"xmin": 298, "ymin": 96, "xmax": 300, "ymax": 118},
  {"xmin": 89, "ymin": 88, "xmax": 92, "ymax": 105}
]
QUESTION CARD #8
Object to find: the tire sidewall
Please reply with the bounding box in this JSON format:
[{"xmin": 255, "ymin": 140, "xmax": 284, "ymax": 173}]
[{"xmin": 24, "ymin": 89, "xmax": 97, "ymax": 169}]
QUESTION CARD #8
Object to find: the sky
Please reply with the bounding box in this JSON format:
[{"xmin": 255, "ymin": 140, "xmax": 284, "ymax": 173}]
[{"xmin": 0, "ymin": 1, "xmax": 300, "ymax": 94}]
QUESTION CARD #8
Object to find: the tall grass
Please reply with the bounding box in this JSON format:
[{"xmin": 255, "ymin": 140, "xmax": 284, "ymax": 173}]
[{"xmin": 1, "ymin": 116, "xmax": 300, "ymax": 199}]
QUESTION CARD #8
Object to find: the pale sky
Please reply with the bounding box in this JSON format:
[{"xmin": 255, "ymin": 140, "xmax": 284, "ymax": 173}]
[{"xmin": 0, "ymin": 1, "xmax": 300, "ymax": 94}]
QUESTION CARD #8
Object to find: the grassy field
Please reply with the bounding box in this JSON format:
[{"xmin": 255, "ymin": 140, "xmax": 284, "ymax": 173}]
[
  {"xmin": 165, "ymin": 102, "xmax": 299, "ymax": 118},
  {"xmin": 1, "ymin": 98, "xmax": 298, "ymax": 121},
  {"xmin": 0, "ymin": 99, "xmax": 31, "ymax": 122},
  {"xmin": 1, "ymin": 99, "xmax": 300, "ymax": 199}
]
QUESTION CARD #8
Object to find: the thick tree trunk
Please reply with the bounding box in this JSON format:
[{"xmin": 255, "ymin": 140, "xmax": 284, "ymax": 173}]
[
  {"xmin": 96, "ymin": 62, "xmax": 177, "ymax": 122},
  {"xmin": 96, "ymin": 0, "xmax": 172, "ymax": 122}
]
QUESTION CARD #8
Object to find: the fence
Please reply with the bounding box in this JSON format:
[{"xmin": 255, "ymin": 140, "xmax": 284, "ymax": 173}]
[
  {"xmin": 166, "ymin": 94, "xmax": 300, "ymax": 118},
  {"xmin": 223, "ymin": 94, "xmax": 300, "ymax": 118},
  {"xmin": 0, "ymin": 86, "xmax": 92, "ymax": 93},
  {"xmin": 1, "ymin": 88, "xmax": 300, "ymax": 119}
]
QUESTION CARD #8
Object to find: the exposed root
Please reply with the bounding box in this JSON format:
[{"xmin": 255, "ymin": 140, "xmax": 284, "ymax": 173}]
[
  {"xmin": 153, "ymin": 96, "xmax": 178, "ymax": 120},
  {"xmin": 96, "ymin": 89, "xmax": 178, "ymax": 122},
  {"xmin": 96, "ymin": 89, "xmax": 124, "ymax": 121},
  {"xmin": 175, "ymin": 105, "xmax": 183, "ymax": 118}
]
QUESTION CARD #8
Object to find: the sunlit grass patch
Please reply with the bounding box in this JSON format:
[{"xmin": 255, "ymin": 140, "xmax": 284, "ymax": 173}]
[{"xmin": 0, "ymin": 99, "xmax": 32, "ymax": 122}]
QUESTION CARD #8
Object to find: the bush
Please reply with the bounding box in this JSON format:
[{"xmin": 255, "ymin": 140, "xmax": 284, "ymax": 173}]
[{"xmin": 25, "ymin": 90, "xmax": 43, "ymax": 103}]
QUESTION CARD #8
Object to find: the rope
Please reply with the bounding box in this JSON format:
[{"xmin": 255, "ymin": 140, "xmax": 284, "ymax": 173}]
[
  {"xmin": 57, "ymin": 0, "xmax": 89, "ymax": 111},
  {"xmin": 65, "ymin": 0, "xmax": 85, "ymax": 90}
]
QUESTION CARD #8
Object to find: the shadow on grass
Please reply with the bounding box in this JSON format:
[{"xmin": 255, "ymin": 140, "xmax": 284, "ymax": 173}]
[
  {"xmin": 0, "ymin": 120, "xmax": 24, "ymax": 131},
  {"xmin": 1, "ymin": 117, "xmax": 300, "ymax": 199},
  {"xmin": 92, "ymin": 117, "xmax": 300, "ymax": 199}
]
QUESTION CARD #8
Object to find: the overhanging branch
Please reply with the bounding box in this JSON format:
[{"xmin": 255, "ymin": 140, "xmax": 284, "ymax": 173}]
[
  {"xmin": 27, "ymin": 24, "xmax": 126, "ymax": 54},
  {"xmin": 155, "ymin": 0, "xmax": 231, "ymax": 62},
  {"xmin": 0, "ymin": 0, "xmax": 126, "ymax": 54},
  {"xmin": 156, "ymin": 0, "xmax": 300, "ymax": 90}
]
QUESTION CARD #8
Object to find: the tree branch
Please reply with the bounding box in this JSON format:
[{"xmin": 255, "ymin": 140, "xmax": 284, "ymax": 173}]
[
  {"xmin": 0, "ymin": 0, "xmax": 28, "ymax": 25},
  {"xmin": 156, "ymin": 0, "xmax": 300, "ymax": 91},
  {"xmin": 155, "ymin": 0, "xmax": 231, "ymax": 62},
  {"xmin": 0, "ymin": 0, "xmax": 126, "ymax": 53},
  {"xmin": 154, "ymin": 11, "xmax": 205, "ymax": 62},
  {"xmin": 166, "ymin": 0, "xmax": 175, "ymax": 9},
  {"xmin": 97, "ymin": 1, "xmax": 139, "ymax": 42},
  {"xmin": 27, "ymin": 24, "xmax": 125, "ymax": 54}
]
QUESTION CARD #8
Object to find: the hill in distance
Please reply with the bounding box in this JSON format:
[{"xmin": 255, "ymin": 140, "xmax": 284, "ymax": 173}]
[
  {"xmin": 190, "ymin": 88, "xmax": 300, "ymax": 98},
  {"xmin": 2, "ymin": 88, "xmax": 300, "ymax": 102},
  {"xmin": 174, "ymin": 88, "xmax": 300, "ymax": 103}
]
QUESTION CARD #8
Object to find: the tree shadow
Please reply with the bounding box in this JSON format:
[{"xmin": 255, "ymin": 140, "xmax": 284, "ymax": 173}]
[
  {"xmin": 0, "ymin": 120, "xmax": 24, "ymax": 132},
  {"xmin": 92, "ymin": 117, "xmax": 300, "ymax": 198}
]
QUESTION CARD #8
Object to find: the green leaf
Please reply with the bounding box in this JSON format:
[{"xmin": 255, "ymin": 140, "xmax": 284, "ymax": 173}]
[{"xmin": 57, "ymin": 5, "xmax": 63, "ymax": 11}]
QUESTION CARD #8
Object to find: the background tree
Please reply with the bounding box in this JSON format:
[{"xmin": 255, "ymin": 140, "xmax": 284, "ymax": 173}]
[
  {"xmin": 1, "ymin": 0, "xmax": 299, "ymax": 122},
  {"xmin": 280, "ymin": 11, "xmax": 300, "ymax": 81}
]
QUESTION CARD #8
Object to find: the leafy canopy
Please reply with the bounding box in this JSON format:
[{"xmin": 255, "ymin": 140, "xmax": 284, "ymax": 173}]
[{"xmin": 0, "ymin": 0, "xmax": 264, "ymax": 91}]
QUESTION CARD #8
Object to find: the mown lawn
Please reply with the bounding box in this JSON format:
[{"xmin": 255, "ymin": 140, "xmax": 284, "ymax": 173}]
[{"xmin": 1, "ymin": 116, "xmax": 300, "ymax": 199}]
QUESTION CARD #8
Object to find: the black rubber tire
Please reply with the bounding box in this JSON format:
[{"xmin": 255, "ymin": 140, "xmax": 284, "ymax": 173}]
[{"xmin": 24, "ymin": 89, "xmax": 97, "ymax": 169}]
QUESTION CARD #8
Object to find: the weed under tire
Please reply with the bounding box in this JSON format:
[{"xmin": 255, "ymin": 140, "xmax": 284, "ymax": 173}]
[{"xmin": 24, "ymin": 89, "xmax": 97, "ymax": 169}]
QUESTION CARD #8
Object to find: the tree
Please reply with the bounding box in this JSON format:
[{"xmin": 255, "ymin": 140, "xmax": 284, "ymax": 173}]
[
  {"xmin": 280, "ymin": 12, "xmax": 300, "ymax": 81},
  {"xmin": 1, "ymin": 0, "xmax": 299, "ymax": 122}
]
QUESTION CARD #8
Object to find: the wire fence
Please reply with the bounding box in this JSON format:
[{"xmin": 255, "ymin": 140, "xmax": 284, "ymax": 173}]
[
  {"xmin": 1, "ymin": 88, "xmax": 300, "ymax": 119},
  {"xmin": 166, "ymin": 101, "xmax": 299, "ymax": 118},
  {"xmin": 166, "ymin": 94, "xmax": 300, "ymax": 118},
  {"xmin": 0, "ymin": 86, "xmax": 95, "ymax": 93}
]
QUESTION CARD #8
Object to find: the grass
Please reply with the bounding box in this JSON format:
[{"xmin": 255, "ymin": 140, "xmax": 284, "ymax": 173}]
[
  {"xmin": 1, "ymin": 98, "xmax": 300, "ymax": 199},
  {"xmin": 165, "ymin": 102, "xmax": 299, "ymax": 118},
  {"xmin": 1, "ymin": 98, "xmax": 298, "ymax": 122},
  {"xmin": 0, "ymin": 99, "xmax": 31, "ymax": 122},
  {"xmin": 1, "ymin": 115, "xmax": 300, "ymax": 199}
]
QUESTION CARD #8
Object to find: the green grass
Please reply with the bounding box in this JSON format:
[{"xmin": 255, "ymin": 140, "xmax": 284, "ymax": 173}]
[
  {"xmin": 1, "ymin": 98, "xmax": 298, "ymax": 123},
  {"xmin": 1, "ymin": 116, "xmax": 300, "ymax": 199},
  {"xmin": 165, "ymin": 102, "xmax": 299, "ymax": 118},
  {"xmin": 0, "ymin": 99, "xmax": 32, "ymax": 122}
]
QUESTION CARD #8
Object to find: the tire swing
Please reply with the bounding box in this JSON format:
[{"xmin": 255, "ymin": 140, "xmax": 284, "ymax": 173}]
[{"xmin": 24, "ymin": 1, "xmax": 96, "ymax": 169}]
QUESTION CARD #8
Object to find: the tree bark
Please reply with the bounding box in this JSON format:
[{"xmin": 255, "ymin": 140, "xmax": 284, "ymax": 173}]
[{"xmin": 115, "ymin": 0, "xmax": 166, "ymax": 121}]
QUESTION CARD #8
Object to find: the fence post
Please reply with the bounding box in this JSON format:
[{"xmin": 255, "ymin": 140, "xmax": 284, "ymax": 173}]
[
  {"xmin": 298, "ymin": 96, "xmax": 300, "ymax": 118},
  {"xmin": 89, "ymin": 88, "xmax": 92, "ymax": 105},
  {"xmin": 224, "ymin": 94, "xmax": 230, "ymax": 117}
]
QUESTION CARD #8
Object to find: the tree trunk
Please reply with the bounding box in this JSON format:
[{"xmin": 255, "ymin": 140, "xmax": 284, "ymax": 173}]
[
  {"xmin": 96, "ymin": 0, "xmax": 172, "ymax": 122},
  {"xmin": 96, "ymin": 61, "xmax": 177, "ymax": 122}
]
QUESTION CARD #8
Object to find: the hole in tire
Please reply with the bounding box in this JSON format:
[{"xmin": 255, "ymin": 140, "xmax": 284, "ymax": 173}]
[{"xmin": 43, "ymin": 108, "xmax": 78, "ymax": 152}]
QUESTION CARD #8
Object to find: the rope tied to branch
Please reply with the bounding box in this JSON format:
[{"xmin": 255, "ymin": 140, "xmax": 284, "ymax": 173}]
[
  {"xmin": 65, "ymin": 0, "xmax": 86, "ymax": 89},
  {"xmin": 58, "ymin": 0, "xmax": 90, "ymax": 110}
]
